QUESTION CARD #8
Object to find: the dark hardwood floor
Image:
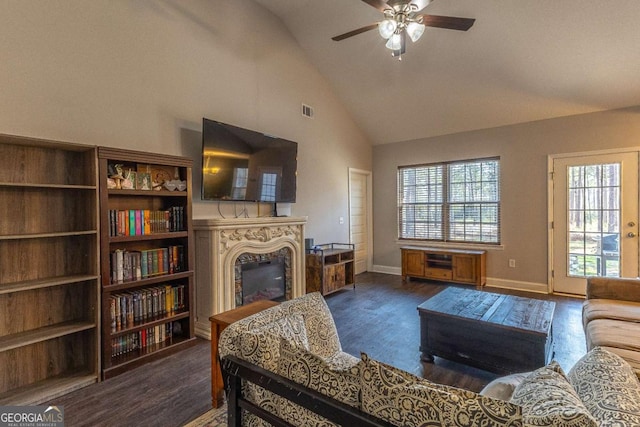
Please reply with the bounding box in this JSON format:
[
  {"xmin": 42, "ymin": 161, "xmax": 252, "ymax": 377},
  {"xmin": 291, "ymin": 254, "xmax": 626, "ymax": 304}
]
[
  {"xmin": 325, "ymin": 272, "xmax": 586, "ymax": 393},
  {"xmin": 48, "ymin": 272, "xmax": 586, "ymax": 426}
]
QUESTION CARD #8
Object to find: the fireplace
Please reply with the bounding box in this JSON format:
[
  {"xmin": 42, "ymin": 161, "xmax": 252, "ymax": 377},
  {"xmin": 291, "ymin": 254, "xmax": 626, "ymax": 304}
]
[
  {"xmin": 242, "ymin": 261, "xmax": 285, "ymax": 304},
  {"xmin": 235, "ymin": 248, "xmax": 292, "ymax": 306},
  {"xmin": 193, "ymin": 216, "xmax": 306, "ymax": 339}
]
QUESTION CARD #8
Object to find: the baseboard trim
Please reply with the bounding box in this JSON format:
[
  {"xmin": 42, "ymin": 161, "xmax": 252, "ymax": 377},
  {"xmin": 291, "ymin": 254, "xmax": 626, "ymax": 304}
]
[
  {"xmin": 486, "ymin": 277, "xmax": 549, "ymax": 294},
  {"xmin": 195, "ymin": 320, "xmax": 212, "ymax": 340},
  {"xmin": 369, "ymin": 265, "xmax": 549, "ymax": 294},
  {"xmin": 372, "ymin": 265, "xmax": 402, "ymax": 275}
]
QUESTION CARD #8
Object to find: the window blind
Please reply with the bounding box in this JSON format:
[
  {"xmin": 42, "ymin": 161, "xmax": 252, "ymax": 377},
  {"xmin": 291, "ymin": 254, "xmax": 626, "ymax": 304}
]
[{"xmin": 398, "ymin": 158, "xmax": 500, "ymax": 244}]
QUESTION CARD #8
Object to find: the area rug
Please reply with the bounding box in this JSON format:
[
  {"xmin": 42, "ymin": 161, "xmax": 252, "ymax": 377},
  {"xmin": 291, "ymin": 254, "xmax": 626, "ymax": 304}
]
[{"xmin": 184, "ymin": 404, "xmax": 227, "ymax": 427}]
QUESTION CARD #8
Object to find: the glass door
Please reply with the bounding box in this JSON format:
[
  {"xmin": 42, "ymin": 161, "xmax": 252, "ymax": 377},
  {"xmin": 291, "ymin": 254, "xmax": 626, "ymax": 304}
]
[{"xmin": 552, "ymin": 152, "xmax": 639, "ymax": 295}]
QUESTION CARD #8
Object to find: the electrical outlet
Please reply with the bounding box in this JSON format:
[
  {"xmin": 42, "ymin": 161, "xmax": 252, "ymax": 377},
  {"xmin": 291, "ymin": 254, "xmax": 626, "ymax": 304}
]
[
  {"xmin": 339, "ymin": 216, "xmax": 344, "ymax": 225},
  {"xmin": 509, "ymin": 259, "xmax": 516, "ymax": 268}
]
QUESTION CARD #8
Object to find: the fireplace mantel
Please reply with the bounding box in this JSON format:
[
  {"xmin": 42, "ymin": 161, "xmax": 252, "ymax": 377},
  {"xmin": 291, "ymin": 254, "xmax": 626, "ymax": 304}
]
[{"xmin": 193, "ymin": 216, "xmax": 307, "ymax": 338}]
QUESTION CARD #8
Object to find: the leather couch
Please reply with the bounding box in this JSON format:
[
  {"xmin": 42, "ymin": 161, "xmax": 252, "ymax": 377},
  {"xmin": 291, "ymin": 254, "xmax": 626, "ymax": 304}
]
[{"xmin": 583, "ymin": 276, "xmax": 640, "ymax": 376}]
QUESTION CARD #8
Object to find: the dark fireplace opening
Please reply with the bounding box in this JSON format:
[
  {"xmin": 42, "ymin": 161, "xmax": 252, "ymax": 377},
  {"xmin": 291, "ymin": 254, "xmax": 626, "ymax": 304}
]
[{"xmin": 241, "ymin": 258, "xmax": 286, "ymax": 305}]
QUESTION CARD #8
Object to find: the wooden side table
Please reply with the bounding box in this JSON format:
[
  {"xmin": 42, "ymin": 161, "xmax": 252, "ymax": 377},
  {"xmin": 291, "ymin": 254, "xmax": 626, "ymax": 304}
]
[{"xmin": 209, "ymin": 300, "xmax": 280, "ymax": 408}]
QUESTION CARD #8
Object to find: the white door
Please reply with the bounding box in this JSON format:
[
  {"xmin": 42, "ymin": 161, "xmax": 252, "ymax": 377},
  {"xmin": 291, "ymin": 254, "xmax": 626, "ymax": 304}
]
[
  {"xmin": 552, "ymin": 152, "xmax": 639, "ymax": 295},
  {"xmin": 349, "ymin": 169, "xmax": 372, "ymax": 274}
]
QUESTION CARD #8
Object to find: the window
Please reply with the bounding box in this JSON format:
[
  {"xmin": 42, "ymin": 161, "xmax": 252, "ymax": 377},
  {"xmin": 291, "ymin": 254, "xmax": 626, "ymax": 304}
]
[
  {"xmin": 231, "ymin": 167, "xmax": 248, "ymax": 200},
  {"xmin": 398, "ymin": 158, "xmax": 500, "ymax": 244},
  {"xmin": 259, "ymin": 172, "xmax": 278, "ymax": 202}
]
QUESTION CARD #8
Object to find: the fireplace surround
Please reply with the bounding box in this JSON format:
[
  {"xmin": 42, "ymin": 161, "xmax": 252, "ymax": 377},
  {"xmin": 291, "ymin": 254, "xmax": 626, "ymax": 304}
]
[{"xmin": 193, "ymin": 216, "xmax": 306, "ymax": 338}]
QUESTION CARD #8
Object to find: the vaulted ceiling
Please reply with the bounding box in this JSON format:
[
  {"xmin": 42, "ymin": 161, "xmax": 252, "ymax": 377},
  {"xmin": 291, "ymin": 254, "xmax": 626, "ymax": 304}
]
[{"xmin": 253, "ymin": 0, "xmax": 640, "ymax": 145}]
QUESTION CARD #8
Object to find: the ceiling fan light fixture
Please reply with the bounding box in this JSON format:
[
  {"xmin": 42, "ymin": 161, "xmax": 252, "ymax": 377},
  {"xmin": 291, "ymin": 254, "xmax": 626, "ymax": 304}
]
[
  {"xmin": 378, "ymin": 19, "xmax": 397, "ymax": 39},
  {"xmin": 385, "ymin": 32, "xmax": 403, "ymax": 51},
  {"xmin": 406, "ymin": 21, "xmax": 425, "ymax": 42}
]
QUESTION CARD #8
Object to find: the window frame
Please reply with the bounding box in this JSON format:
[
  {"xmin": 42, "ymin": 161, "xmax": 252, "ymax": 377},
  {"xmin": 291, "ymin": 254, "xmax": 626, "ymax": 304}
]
[{"xmin": 397, "ymin": 157, "xmax": 501, "ymax": 245}]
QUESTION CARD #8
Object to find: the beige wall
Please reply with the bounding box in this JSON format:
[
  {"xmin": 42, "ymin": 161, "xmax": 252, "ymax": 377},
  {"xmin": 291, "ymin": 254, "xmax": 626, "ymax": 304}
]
[
  {"xmin": 0, "ymin": 0, "xmax": 371, "ymax": 243},
  {"xmin": 373, "ymin": 106, "xmax": 640, "ymax": 291}
]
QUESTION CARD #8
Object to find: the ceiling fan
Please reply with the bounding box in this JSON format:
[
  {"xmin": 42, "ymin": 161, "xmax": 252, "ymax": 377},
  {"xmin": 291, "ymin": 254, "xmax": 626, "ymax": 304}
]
[{"xmin": 332, "ymin": 0, "xmax": 475, "ymax": 58}]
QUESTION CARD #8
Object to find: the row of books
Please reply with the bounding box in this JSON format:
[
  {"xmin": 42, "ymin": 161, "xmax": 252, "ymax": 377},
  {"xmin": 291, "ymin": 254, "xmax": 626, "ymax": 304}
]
[
  {"xmin": 107, "ymin": 207, "xmax": 186, "ymax": 237},
  {"xmin": 111, "ymin": 323, "xmax": 175, "ymax": 358},
  {"xmin": 110, "ymin": 246, "xmax": 185, "ymax": 284},
  {"xmin": 109, "ymin": 284, "xmax": 186, "ymax": 332}
]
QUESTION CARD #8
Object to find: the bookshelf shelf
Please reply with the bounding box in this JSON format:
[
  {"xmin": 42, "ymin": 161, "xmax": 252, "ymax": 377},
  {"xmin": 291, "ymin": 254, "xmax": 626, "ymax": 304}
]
[
  {"xmin": 109, "ymin": 231, "xmax": 189, "ymax": 243},
  {"xmin": 103, "ymin": 270, "xmax": 193, "ymax": 292},
  {"xmin": 103, "ymin": 335, "xmax": 194, "ymax": 379},
  {"xmin": 0, "ymin": 182, "xmax": 97, "ymax": 190},
  {"xmin": 0, "ymin": 230, "xmax": 98, "ymax": 241},
  {"xmin": 108, "ymin": 189, "xmax": 188, "ymax": 197},
  {"xmin": 110, "ymin": 311, "xmax": 190, "ymax": 337},
  {"xmin": 0, "ymin": 321, "xmax": 97, "ymax": 353},
  {"xmin": 98, "ymin": 147, "xmax": 196, "ymax": 379},
  {"xmin": 0, "ymin": 134, "xmax": 100, "ymax": 404},
  {"xmin": 0, "ymin": 274, "xmax": 100, "ymax": 295},
  {"xmin": 0, "ymin": 372, "xmax": 97, "ymax": 406}
]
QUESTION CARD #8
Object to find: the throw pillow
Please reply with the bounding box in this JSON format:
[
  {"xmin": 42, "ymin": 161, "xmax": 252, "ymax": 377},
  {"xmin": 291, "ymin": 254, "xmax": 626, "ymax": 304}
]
[
  {"xmin": 360, "ymin": 353, "xmax": 523, "ymax": 427},
  {"xmin": 568, "ymin": 346, "xmax": 640, "ymax": 426},
  {"xmin": 510, "ymin": 361, "xmax": 597, "ymax": 427},
  {"xmin": 480, "ymin": 372, "xmax": 531, "ymax": 401}
]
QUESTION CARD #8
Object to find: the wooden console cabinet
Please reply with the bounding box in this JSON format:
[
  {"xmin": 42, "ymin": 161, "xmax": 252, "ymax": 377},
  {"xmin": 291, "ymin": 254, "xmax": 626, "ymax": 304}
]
[
  {"xmin": 401, "ymin": 246, "xmax": 486, "ymax": 287},
  {"xmin": 306, "ymin": 243, "xmax": 355, "ymax": 295}
]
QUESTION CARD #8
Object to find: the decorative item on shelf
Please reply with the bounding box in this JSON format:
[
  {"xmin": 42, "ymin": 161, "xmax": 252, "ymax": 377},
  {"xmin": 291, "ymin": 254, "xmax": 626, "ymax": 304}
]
[
  {"xmin": 137, "ymin": 172, "xmax": 151, "ymax": 190},
  {"xmin": 163, "ymin": 179, "xmax": 187, "ymax": 191},
  {"xmin": 122, "ymin": 169, "xmax": 136, "ymax": 190},
  {"xmin": 109, "ymin": 163, "xmax": 125, "ymax": 189}
]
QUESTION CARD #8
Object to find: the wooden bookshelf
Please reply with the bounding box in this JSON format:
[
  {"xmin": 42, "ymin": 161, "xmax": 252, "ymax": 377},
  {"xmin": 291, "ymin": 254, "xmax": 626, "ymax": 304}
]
[
  {"xmin": 0, "ymin": 134, "xmax": 100, "ymax": 405},
  {"xmin": 98, "ymin": 147, "xmax": 196, "ymax": 379}
]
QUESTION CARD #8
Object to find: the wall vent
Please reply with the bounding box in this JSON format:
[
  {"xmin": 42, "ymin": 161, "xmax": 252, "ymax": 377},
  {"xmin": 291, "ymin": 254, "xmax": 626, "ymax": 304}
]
[{"xmin": 302, "ymin": 104, "xmax": 314, "ymax": 118}]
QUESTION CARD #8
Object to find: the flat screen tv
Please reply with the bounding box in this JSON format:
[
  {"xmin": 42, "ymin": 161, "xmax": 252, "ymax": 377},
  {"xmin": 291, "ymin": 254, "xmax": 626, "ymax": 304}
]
[{"xmin": 201, "ymin": 118, "xmax": 297, "ymax": 202}]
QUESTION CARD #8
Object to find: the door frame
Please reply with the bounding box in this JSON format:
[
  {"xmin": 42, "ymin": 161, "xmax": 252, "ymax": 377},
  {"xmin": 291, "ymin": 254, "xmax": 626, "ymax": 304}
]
[
  {"xmin": 348, "ymin": 168, "xmax": 373, "ymax": 273},
  {"xmin": 547, "ymin": 147, "xmax": 640, "ymax": 294}
]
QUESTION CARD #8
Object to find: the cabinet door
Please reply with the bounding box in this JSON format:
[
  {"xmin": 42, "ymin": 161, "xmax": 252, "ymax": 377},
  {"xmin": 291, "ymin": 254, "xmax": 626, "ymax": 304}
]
[
  {"xmin": 334, "ymin": 264, "xmax": 346, "ymax": 290},
  {"xmin": 453, "ymin": 254, "xmax": 477, "ymax": 284},
  {"xmin": 323, "ymin": 264, "xmax": 346, "ymax": 293},
  {"xmin": 403, "ymin": 250, "xmax": 425, "ymax": 277}
]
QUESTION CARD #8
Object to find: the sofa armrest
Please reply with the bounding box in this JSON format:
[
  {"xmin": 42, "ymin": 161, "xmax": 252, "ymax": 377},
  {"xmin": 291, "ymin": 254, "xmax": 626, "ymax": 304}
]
[{"xmin": 586, "ymin": 277, "xmax": 640, "ymax": 303}]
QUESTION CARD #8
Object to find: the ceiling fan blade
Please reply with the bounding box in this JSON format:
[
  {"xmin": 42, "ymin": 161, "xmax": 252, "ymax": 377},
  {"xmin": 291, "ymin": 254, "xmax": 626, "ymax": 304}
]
[
  {"xmin": 419, "ymin": 14, "xmax": 475, "ymax": 31},
  {"xmin": 332, "ymin": 23, "xmax": 379, "ymax": 41},
  {"xmin": 410, "ymin": 0, "xmax": 432, "ymax": 12},
  {"xmin": 361, "ymin": 0, "xmax": 391, "ymax": 12}
]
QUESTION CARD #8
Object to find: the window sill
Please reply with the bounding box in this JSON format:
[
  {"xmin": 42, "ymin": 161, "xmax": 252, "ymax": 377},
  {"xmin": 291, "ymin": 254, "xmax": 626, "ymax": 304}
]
[{"xmin": 395, "ymin": 240, "xmax": 504, "ymax": 251}]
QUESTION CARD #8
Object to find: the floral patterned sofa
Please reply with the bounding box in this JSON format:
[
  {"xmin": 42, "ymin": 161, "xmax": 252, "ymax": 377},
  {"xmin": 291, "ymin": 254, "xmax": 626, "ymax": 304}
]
[{"xmin": 219, "ymin": 292, "xmax": 640, "ymax": 427}]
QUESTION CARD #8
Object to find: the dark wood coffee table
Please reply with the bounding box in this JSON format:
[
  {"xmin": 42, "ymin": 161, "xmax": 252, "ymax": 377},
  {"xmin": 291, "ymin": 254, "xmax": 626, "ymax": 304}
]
[{"xmin": 417, "ymin": 287, "xmax": 555, "ymax": 374}]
